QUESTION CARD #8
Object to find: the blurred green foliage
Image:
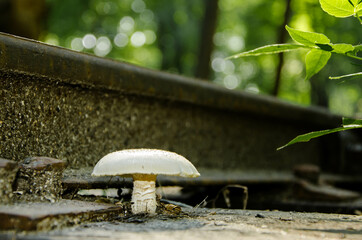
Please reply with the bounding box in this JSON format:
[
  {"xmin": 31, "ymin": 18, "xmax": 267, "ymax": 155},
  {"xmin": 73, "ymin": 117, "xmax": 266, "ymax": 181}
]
[
  {"xmin": 44, "ymin": 0, "xmax": 203, "ymax": 72},
  {"xmin": 42, "ymin": 0, "xmax": 362, "ymax": 117}
]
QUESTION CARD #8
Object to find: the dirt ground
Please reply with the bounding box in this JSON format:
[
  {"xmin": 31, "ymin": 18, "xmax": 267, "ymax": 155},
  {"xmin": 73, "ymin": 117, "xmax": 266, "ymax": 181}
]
[{"xmin": 2, "ymin": 208, "xmax": 361, "ymax": 240}]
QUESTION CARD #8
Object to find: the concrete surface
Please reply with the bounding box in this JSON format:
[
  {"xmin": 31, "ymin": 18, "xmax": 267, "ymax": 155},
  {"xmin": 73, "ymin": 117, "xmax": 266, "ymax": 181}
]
[{"xmin": 1, "ymin": 208, "xmax": 361, "ymax": 240}]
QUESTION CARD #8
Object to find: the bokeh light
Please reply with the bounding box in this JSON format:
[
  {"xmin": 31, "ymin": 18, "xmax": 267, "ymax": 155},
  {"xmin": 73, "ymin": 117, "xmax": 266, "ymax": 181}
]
[
  {"xmin": 114, "ymin": 33, "xmax": 128, "ymax": 48},
  {"xmin": 82, "ymin": 34, "xmax": 97, "ymax": 49},
  {"xmin": 94, "ymin": 36, "xmax": 112, "ymax": 56},
  {"xmin": 130, "ymin": 31, "xmax": 146, "ymax": 47}
]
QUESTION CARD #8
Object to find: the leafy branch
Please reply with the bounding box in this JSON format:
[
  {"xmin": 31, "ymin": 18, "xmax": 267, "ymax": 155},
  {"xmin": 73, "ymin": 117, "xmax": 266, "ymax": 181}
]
[
  {"xmin": 228, "ymin": 25, "xmax": 361, "ymax": 80},
  {"xmin": 320, "ymin": 0, "xmax": 362, "ymax": 23},
  {"xmin": 277, "ymin": 118, "xmax": 362, "ymax": 150},
  {"xmin": 229, "ymin": 0, "xmax": 362, "ymax": 149},
  {"xmin": 329, "ymin": 72, "xmax": 362, "ymax": 79}
]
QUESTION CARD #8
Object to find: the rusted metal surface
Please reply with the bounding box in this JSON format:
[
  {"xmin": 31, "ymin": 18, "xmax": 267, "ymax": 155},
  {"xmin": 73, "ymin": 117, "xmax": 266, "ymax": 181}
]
[
  {"xmin": 294, "ymin": 164, "xmax": 320, "ymax": 184},
  {"xmin": 0, "ymin": 32, "xmax": 349, "ymax": 176},
  {"xmin": 0, "ymin": 33, "xmax": 341, "ymax": 127},
  {"xmin": 292, "ymin": 163, "xmax": 360, "ymax": 202},
  {"xmin": 62, "ymin": 168, "xmax": 295, "ymax": 191},
  {"xmin": 61, "ymin": 167, "xmax": 362, "ymax": 214},
  {"xmin": 294, "ymin": 180, "xmax": 360, "ymax": 202},
  {"xmin": 63, "ymin": 168, "xmax": 362, "ymax": 190}
]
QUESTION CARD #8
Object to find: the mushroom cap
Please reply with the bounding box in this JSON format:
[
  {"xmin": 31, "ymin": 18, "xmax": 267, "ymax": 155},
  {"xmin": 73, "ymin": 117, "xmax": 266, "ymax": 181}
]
[{"xmin": 92, "ymin": 149, "xmax": 200, "ymax": 178}]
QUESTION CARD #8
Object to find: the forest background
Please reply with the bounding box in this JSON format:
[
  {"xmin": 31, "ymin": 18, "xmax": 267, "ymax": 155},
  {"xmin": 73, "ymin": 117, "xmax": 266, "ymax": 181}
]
[{"xmin": 3, "ymin": 0, "xmax": 360, "ymax": 117}]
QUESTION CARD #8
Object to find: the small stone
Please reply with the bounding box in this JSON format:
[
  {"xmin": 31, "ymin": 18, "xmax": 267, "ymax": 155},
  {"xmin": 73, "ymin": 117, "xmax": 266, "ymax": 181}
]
[
  {"xmin": 214, "ymin": 221, "xmax": 227, "ymax": 226},
  {"xmin": 0, "ymin": 158, "xmax": 19, "ymax": 204},
  {"xmin": 22, "ymin": 156, "xmax": 67, "ymax": 171},
  {"xmin": 255, "ymin": 213, "xmax": 265, "ymax": 218},
  {"xmin": 15, "ymin": 156, "xmax": 67, "ymax": 203}
]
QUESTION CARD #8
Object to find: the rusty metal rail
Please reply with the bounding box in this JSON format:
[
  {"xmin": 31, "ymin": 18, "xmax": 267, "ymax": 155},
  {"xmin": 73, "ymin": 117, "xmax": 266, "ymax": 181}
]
[
  {"xmin": 0, "ymin": 32, "xmax": 346, "ymax": 174},
  {"xmin": 0, "ymin": 33, "xmax": 340, "ymax": 127}
]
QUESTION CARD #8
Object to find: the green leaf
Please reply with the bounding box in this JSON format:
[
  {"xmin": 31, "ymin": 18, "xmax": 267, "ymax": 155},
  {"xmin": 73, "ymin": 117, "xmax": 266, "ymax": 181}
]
[
  {"xmin": 277, "ymin": 128, "xmax": 344, "ymax": 150},
  {"xmin": 329, "ymin": 72, "xmax": 362, "ymax": 79},
  {"xmin": 286, "ymin": 25, "xmax": 330, "ymax": 47},
  {"xmin": 331, "ymin": 43, "xmax": 355, "ymax": 54},
  {"xmin": 319, "ymin": 0, "xmax": 356, "ymax": 17},
  {"xmin": 353, "ymin": 44, "xmax": 362, "ymax": 52},
  {"xmin": 316, "ymin": 43, "xmax": 334, "ymax": 51},
  {"xmin": 343, "ymin": 117, "xmax": 362, "ymax": 126},
  {"xmin": 277, "ymin": 117, "xmax": 362, "ymax": 150},
  {"xmin": 227, "ymin": 44, "xmax": 308, "ymax": 59},
  {"xmin": 348, "ymin": 45, "xmax": 362, "ymax": 60},
  {"xmin": 355, "ymin": 1, "xmax": 362, "ymax": 15},
  {"xmin": 305, "ymin": 49, "xmax": 331, "ymax": 80}
]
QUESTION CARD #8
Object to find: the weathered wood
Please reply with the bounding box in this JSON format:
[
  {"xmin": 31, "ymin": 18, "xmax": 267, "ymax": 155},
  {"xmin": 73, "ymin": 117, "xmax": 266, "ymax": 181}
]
[{"xmin": 0, "ymin": 200, "xmax": 123, "ymax": 231}]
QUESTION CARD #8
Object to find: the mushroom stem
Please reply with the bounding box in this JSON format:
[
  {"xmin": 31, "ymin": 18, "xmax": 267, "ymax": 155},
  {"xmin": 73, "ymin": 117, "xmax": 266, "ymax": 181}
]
[{"xmin": 131, "ymin": 174, "xmax": 157, "ymax": 214}]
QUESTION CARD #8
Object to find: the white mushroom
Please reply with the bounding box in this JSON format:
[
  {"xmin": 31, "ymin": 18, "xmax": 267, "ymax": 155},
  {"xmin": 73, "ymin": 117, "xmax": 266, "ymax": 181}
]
[{"xmin": 91, "ymin": 149, "xmax": 200, "ymax": 214}]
